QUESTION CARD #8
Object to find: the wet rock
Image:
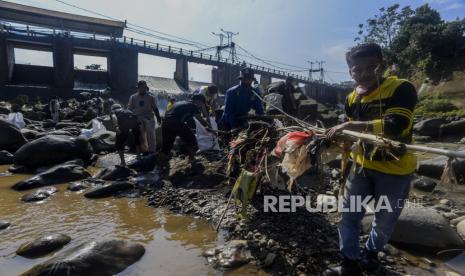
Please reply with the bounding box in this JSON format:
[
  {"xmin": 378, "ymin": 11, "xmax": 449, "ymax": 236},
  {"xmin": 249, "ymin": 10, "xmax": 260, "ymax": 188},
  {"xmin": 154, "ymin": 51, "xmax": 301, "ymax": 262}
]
[
  {"xmin": 0, "ymin": 220, "xmax": 10, "ymax": 230},
  {"xmin": 89, "ymin": 131, "xmax": 116, "ymax": 153},
  {"xmin": 0, "ymin": 118, "xmax": 27, "ymax": 152},
  {"xmin": 21, "ymin": 187, "xmax": 58, "ymax": 202},
  {"xmin": 84, "ymin": 181, "xmax": 134, "ymax": 198},
  {"xmin": 54, "ymin": 121, "xmax": 84, "ymax": 130},
  {"xmin": 14, "ymin": 135, "xmax": 93, "ymax": 168},
  {"xmin": 460, "ymin": 137, "xmax": 465, "ymax": 144},
  {"xmin": 67, "ymin": 181, "xmax": 90, "ymax": 191},
  {"xmin": 440, "ymin": 119, "xmax": 465, "ymax": 137},
  {"xmin": 364, "ymin": 208, "xmax": 464, "ymax": 250},
  {"xmin": 413, "ymin": 118, "xmax": 445, "ymax": 138},
  {"xmin": 456, "ymin": 220, "xmax": 465, "ymax": 238},
  {"xmin": 128, "ymin": 153, "xmax": 157, "ymax": 172},
  {"xmin": 16, "ymin": 234, "xmax": 71, "ymax": 258},
  {"xmin": 96, "ymin": 165, "xmax": 135, "ymax": 181},
  {"xmin": 0, "ymin": 150, "xmax": 14, "ymax": 165},
  {"xmin": 417, "ymin": 155, "xmax": 465, "ymax": 179},
  {"xmin": 412, "ymin": 177, "xmax": 437, "ymax": 192},
  {"xmin": 204, "ymin": 240, "xmax": 252, "ymax": 269},
  {"xmin": 12, "ymin": 164, "xmax": 91, "ymax": 191},
  {"xmin": 168, "ymin": 156, "xmax": 225, "ymax": 188},
  {"xmin": 22, "ymin": 239, "xmax": 145, "ymax": 276},
  {"xmin": 8, "ymin": 165, "xmax": 33, "ymax": 174}
]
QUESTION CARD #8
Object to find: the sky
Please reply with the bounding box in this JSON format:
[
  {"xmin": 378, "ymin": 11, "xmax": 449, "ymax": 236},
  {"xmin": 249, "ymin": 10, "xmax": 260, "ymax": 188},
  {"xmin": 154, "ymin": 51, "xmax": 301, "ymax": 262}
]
[{"xmin": 7, "ymin": 0, "xmax": 465, "ymax": 84}]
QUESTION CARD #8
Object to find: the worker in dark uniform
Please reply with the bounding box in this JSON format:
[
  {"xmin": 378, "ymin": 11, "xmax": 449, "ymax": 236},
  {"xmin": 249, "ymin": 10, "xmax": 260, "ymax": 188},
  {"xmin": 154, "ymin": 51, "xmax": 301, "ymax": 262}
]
[
  {"xmin": 220, "ymin": 68, "xmax": 264, "ymax": 130},
  {"xmin": 111, "ymin": 104, "xmax": 141, "ymax": 166},
  {"xmin": 161, "ymin": 94, "xmax": 211, "ymax": 162}
]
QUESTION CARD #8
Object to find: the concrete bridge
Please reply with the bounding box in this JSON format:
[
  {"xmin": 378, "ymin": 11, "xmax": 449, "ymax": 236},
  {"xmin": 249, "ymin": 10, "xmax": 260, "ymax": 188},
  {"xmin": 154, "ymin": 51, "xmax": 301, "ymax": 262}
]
[{"xmin": 0, "ymin": 1, "xmax": 350, "ymax": 105}]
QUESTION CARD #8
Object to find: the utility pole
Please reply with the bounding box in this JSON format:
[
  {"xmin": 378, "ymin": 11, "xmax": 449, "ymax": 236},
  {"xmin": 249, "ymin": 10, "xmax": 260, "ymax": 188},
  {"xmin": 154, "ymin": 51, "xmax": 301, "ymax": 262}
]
[
  {"xmin": 212, "ymin": 31, "xmax": 226, "ymax": 59},
  {"xmin": 211, "ymin": 28, "xmax": 239, "ymax": 63},
  {"xmin": 221, "ymin": 28, "xmax": 239, "ymax": 63}
]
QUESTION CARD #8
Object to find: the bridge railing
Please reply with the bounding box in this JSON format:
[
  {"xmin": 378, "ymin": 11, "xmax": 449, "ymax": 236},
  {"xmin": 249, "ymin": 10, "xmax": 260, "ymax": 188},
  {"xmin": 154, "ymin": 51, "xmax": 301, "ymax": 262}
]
[{"xmin": 1, "ymin": 24, "xmax": 310, "ymax": 82}]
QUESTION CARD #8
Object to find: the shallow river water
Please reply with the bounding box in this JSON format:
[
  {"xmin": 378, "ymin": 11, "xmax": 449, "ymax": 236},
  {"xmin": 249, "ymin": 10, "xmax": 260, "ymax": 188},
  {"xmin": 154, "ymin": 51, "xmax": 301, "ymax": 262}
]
[{"xmin": 0, "ymin": 165, "xmax": 220, "ymax": 276}]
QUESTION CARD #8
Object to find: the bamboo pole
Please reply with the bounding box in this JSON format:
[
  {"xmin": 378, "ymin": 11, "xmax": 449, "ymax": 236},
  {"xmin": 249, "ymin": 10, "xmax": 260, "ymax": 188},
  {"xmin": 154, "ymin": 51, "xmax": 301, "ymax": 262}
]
[{"xmin": 342, "ymin": 130, "xmax": 465, "ymax": 159}]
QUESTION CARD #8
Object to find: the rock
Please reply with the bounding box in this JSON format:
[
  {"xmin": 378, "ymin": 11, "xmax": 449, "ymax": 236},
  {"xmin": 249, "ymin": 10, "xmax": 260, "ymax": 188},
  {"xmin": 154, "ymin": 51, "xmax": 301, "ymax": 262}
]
[
  {"xmin": 67, "ymin": 181, "xmax": 90, "ymax": 191},
  {"xmin": 412, "ymin": 177, "xmax": 437, "ymax": 192},
  {"xmin": 451, "ymin": 216, "xmax": 465, "ymax": 226},
  {"xmin": 413, "ymin": 118, "xmax": 445, "ymax": 138},
  {"xmin": 22, "ymin": 239, "xmax": 145, "ymax": 276},
  {"xmin": 14, "ymin": 135, "xmax": 93, "ymax": 168},
  {"xmin": 21, "ymin": 129, "xmax": 40, "ymax": 140},
  {"xmin": 128, "ymin": 153, "xmax": 157, "ymax": 172},
  {"xmin": 261, "ymin": 252, "xmax": 277, "ymax": 267},
  {"xmin": 204, "ymin": 240, "xmax": 252, "ymax": 269},
  {"xmin": 0, "ymin": 150, "xmax": 14, "ymax": 165},
  {"xmin": 35, "ymin": 130, "xmax": 73, "ymax": 138},
  {"xmin": 54, "ymin": 121, "xmax": 84, "ymax": 130},
  {"xmin": 84, "ymin": 181, "xmax": 134, "ymax": 198},
  {"xmin": 12, "ymin": 164, "xmax": 91, "ymax": 191},
  {"xmin": 88, "ymin": 131, "xmax": 116, "ymax": 153},
  {"xmin": 461, "ymin": 137, "xmax": 465, "ymax": 144},
  {"xmin": 457, "ymin": 220, "xmax": 465, "ymax": 237},
  {"xmin": 367, "ymin": 208, "xmax": 464, "ymax": 250},
  {"xmin": 0, "ymin": 118, "xmax": 27, "ymax": 152},
  {"xmin": 443, "ymin": 212, "xmax": 459, "ymax": 220},
  {"xmin": 440, "ymin": 199, "xmax": 452, "ymax": 206},
  {"xmin": 0, "ymin": 220, "xmax": 10, "ymax": 230},
  {"xmin": 21, "ymin": 187, "xmax": 58, "ymax": 202},
  {"xmin": 417, "ymin": 155, "xmax": 465, "ymax": 179},
  {"xmin": 383, "ymin": 244, "xmax": 400, "ymax": 256},
  {"xmin": 440, "ymin": 119, "xmax": 465, "ymax": 137},
  {"xmin": 96, "ymin": 165, "xmax": 135, "ymax": 181},
  {"xmin": 413, "ymin": 135, "xmax": 432, "ymax": 143},
  {"xmin": 16, "ymin": 234, "xmax": 71, "ymax": 258}
]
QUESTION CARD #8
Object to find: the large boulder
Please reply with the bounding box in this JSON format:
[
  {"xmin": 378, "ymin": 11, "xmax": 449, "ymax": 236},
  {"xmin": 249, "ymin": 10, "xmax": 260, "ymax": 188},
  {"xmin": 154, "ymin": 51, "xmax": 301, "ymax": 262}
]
[
  {"xmin": 16, "ymin": 234, "xmax": 71, "ymax": 258},
  {"xmin": 413, "ymin": 118, "xmax": 446, "ymax": 138},
  {"xmin": 457, "ymin": 220, "xmax": 465, "ymax": 238},
  {"xmin": 0, "ymin": 150, "xmax": 14, "ymax": 165},
  {"xmin": 21, "ymin": 186, "xmax": 58, "ymax": 202},
  {"xmin": 88, "ymin": 131, "xmax": 116, "ymax": 153},
  {"xmin": 363, "ymin": 208, "xmax": 464, "ymax": 250},
  {"xmin": 0, "ymin": 119, "xmax": 27, "ymax": 152},
  {"xmin": 14, "ymin": 135, "xmax": 92, "ymax": 168},
  {"xmin": 22, "ymin": 239, "xmax": 145, "ymax": 276},
  {"xmin": 84, "ymin": 181, "xmax": 134, "ymax": 199},
  {"xmin": 12, "ymin": 164, "xmax": 91, "ymax": 191},
  {"xmin": 417, "ymin": 154, "xmax": 465, "ymax": 179},
  {"xmin": 440, "ymin": 119, "xmax": 465, "ymax": 137}
]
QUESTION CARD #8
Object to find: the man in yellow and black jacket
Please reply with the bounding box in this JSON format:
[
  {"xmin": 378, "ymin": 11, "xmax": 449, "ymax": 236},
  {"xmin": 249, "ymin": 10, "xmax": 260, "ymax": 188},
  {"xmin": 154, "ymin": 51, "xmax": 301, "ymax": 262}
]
[{"xmin": 325, "ymin": 43, "xmax": 417, "ymax": 276}]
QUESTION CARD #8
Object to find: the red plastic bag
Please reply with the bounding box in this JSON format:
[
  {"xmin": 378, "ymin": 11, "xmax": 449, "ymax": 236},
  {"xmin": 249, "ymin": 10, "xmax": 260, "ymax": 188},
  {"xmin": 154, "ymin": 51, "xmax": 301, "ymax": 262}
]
[{"xmin": 272, "ymin": 131, "xmax": 312, "ymax": 157}]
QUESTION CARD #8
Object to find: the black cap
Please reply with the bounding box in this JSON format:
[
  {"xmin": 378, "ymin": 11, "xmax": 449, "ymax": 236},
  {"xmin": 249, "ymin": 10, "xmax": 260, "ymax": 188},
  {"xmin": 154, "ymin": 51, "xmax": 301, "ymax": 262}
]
[
  {"xmin": 137, "ymin": 80, "xmax": 148, "ymax": 88},
  {"xmin": 238, "ymin": 68, "xmax": 255, "ymax": 80}
]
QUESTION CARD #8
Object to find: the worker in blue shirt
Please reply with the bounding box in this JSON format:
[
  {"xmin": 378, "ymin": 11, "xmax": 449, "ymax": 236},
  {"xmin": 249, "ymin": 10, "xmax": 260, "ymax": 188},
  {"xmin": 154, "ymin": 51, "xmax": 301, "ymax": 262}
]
[{"xmin": 220, "ymin": 68, "xmax": 264, "ymax": 130}]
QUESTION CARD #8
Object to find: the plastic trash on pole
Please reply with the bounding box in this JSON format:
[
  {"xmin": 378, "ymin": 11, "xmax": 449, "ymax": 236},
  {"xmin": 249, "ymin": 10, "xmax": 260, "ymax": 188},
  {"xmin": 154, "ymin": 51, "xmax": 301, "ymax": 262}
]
[
  {"xmin": 194, "ymin": 117, "xmax": 220, "ymax": 152},
  {"xmin": 80, "ymin": 119, "xmax": 107, "ymax": 139},
  {"xmin": 7, "ymin": 112, "xmax": 26, "ymax": 129}
]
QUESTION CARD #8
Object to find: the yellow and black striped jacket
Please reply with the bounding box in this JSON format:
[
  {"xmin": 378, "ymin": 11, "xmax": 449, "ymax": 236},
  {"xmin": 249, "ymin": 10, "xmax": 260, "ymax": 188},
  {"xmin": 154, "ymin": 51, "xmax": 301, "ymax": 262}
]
[{"xmin": 345, "ymin": 76, "xmax": 418, "ymax": 175}]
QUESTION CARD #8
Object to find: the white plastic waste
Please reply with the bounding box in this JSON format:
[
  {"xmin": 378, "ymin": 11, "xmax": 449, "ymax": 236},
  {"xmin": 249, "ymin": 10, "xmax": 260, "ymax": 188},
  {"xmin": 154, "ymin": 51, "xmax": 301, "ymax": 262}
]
[
  {"xmin": 80, "ymin": 119, "xmax": 106, "ymax": 138},
  {"xmin": 7, "ymin": 112, "xmax": 26, "ymax": 129},
  {"xmin": 195, "ymin": 117, "xmax": 220, "ymax": 152}
]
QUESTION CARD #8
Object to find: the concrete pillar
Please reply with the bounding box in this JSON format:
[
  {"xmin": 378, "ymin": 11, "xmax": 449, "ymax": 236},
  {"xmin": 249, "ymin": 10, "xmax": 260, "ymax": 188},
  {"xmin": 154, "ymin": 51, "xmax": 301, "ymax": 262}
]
[
  {"xmin": 212, "ymin": 65, "xmax": 240, "ymax": 93},
  {"xmin": 174, "ymin": 57, "xmax": 188, "ymax": 90},
  {"xmin": 109, "ymin": 47, "xmax": 138, "ymax": 98},
  {"xmin": 53, "ymin": 37, "xmax": 74, "ymax": 89},
  {"xmin": 0, "ymin": 32, "xmax": 14, "ymax": 85},
  {"xmin": 260, "ymin": 74, "xmax": 272, "ymax": 88}
]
